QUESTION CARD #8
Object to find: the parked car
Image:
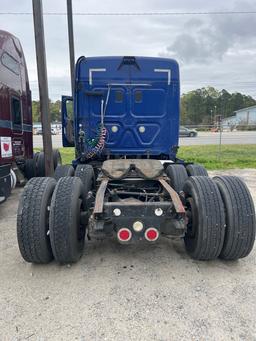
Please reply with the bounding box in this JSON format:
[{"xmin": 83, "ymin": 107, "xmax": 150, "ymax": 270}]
[{"xmin": 179, "ymin": 126, "xmax": 197, "ymax": 137}]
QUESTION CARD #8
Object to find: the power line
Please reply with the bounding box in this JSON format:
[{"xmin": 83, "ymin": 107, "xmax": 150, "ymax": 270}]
[{"xmin": 0, "ymin": 11, "xmax": 256, "ymax": 16}]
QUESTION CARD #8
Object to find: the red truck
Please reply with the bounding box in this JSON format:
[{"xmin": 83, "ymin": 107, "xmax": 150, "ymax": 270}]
[{"xmin": 0, "ymin": 30, "xmax": 60, "ymax": 203}]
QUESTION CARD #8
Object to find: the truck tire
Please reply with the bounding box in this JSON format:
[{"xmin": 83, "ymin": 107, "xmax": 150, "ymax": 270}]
[
  {"xmin": 24, "ymin": 158, "xmax": 37, "ymax": 179},
  {"xmin": 10, "ymin": 169, "xmax": 17, "ymax": 189},
  {"xmin": 0, "ymin": 164, "xmax": 11, "ymax": 203},
  {"xmin": 54, "ymin": 165, "xmax": 74, "ymax": 181},
  {"xmin": 166, "ymin": 164, "xmax": 188, "ymax": 192},
  {"xmin": 36, "ymin": 151, "xmax": 45, "ymax": 177},
  {"xmin": 75, "ymin": 164, "xmax": 95, "ymax": 195},
  {"xmin": 213, "ymin": 176, "xmax": 256, "ymax": 260},
  {"xmin": 17, "ymin": 177, "xmax": 56, "ymax": 263},
  {"xmin": 186, "ymin": 164, "xmax": 208, "ymax": 176},
  {"xmin": 53, "ymin": 149, "xmax": 62, "ymax": 169},
  {"xmin": 49, "ymin": 177, "xmax": 86, "ymax": 263},
  {"xmin": 183, "ymin": 176, "xmax": 225, "ymax": 260}
]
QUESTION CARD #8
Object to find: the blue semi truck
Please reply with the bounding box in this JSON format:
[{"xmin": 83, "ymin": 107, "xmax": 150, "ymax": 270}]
[{"xmin": 17, "ymin": 56, "xmax": 255, "ymax": 264}]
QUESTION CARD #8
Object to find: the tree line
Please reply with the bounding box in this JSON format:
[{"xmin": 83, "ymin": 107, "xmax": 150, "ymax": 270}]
[
  {"xmin": 32, "ymin": 100, "xmax": 61, "ymax": 123},
  {"xmin": 181, "ymin": 87, "xmax": 256, "ymax": 125},
  {"xmin": 32, "ymin": 87, "xmax": 256, "ymax": 125}
]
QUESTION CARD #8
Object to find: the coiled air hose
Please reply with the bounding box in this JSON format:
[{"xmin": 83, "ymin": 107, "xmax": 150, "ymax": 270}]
[{"xmin": 83, "ymin": 86, "xmax": 111, "ymax": 159}]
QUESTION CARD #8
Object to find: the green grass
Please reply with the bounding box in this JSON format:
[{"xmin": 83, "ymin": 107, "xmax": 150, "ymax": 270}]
[
  {"xmin": 34, "ymin": 147, "xmax": 75, "ymax": 165},
  {"xmin": 36, "ymin": 144, "xmax": 256, "ymax": 170},
  {"xmin": 177, "ymin": 144, "xmax": 256, "ymax": 170},
  {"xmin": 57, "ymin": 147, "xmax": 75, "ymax": 165}
]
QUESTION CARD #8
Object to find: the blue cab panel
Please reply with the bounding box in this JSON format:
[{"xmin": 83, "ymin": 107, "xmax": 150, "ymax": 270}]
[{"xmin": 72, "ymin": 56, "xmax": 180, "ymax": 160}]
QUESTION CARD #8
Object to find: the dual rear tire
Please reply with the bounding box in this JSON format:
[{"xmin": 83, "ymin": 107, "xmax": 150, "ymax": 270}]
[
  {"xmin": 166, "ymin": 163, "xmax": 208, "ymax": 192},
  {"xmin": 183, "ymin": 176, "xmax": 225, "ymax": 260},
  {"xmin": 166, "ymin": 164, "xmax": 255, "ymax": 260},
  {"xmin": 37, "ymin": 149, "xmax": 62, "ymax": 177},
  {"xmin": 54, "ymin": 164, "xmax": 74, "ymax": 180},
  {"xmin": 214, "ymin": 176, "xmax": 255, "ymax": 260},
  {"xmin": 17, "ymin": 164, "xmax": 95, "ymax": 264},
  {"xmin": 17, "ymin": 177, "xmax": 56, "ymax": 263},
  {"xmin": 183, "ymin": 175, "xmax": 255, "ymax": 260},
  {"xmin": 24, "ymin": 149, "xmax": 62, "ymax": 180},
  {"xmin": 17, "ymin": 166, "xmax": 255, "ymax": 263},
  {"xmin": 186, "ymin": 164, "xmax": 208, "ymax": 177},
  {"xmin": 49, "ymin": 177, "xmax": 87, "ymax": 263}
]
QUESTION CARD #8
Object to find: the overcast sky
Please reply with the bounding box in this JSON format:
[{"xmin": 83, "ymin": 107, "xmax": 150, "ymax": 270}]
[{"xmin": 1, "ymin": 0, "xmax": 256, "ymax": 100}]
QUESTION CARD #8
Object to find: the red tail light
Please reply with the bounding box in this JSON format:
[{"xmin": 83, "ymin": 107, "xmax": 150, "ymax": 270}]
[
  {"xmin": 117, "ymin": 228, "xmax": 132, "ymax": 242},
  {"xmin": 145, "ymin": 228, "xmax": 159, "ymax": 242}
]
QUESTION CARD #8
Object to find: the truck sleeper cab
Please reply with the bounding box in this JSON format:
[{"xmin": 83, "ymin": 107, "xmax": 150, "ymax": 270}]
[
  {"xmin": 62, "ymin": 56, "xmax": 180, "ymax": 160},
  {"xmin": 17, "ymin": 56, "xmax": 256, "ymax": 265},
  {"xmin": 0, "ymin": 30, "xmax": 62, "ymax": 203},
  {"xmin": 0, "ymin": 30, "xmax": 33, "ymax": 201}
]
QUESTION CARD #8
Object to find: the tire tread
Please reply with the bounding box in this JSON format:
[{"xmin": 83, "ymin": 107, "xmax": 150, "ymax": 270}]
[
  {"xmin": 183, "ymin": 176, "xmax": 225, "ymax": 260},
  {"xmin": 49, "ymin": 177, "xmax": 85, "ymax": 263},
  {"xmin": 17, "ymin": 177, "xmax": 56, "ymax": 263},
  {"xmin": 54, "ymin": 165, "xmax": 74, "ymax": 181},
  {"xmin": 166, "ymin": 164, "xmax": 188, "ymax": 192},
  {"xmin": 186, "ymin": 164, "xmax": 208, "ymax": 176},
  {"xmin": 214, "ymin": 176, "xmax": 255, "ymax": 260}
]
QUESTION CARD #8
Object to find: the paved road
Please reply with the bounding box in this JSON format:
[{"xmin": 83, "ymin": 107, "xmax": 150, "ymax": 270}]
[
  {"xmin": 33, "ymin": 131, "xmax": 256, "ymax": 149},
  {"xmin": 180, "ymin": 131, "xmax": 256, "ymax": 146},
  {"xmin": 0, "ymin": 169, "xmax": 255, "ymax": 340}
]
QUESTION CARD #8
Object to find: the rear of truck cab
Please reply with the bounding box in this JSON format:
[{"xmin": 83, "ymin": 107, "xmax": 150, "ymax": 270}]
[{"xmin": 62, "ymin": 56, "xmax": 180, "ymax": 161}]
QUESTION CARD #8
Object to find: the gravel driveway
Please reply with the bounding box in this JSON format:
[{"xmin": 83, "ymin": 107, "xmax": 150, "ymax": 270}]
[{"xmin": 0, "ymin": 169, "xmax": 255, "ymax": 340}]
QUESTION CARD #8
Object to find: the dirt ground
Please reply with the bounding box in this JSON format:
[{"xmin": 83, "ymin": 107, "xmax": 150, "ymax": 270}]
[{"xmin": 0, "ymin": 169, "xmax": 255, "ymax": 341}]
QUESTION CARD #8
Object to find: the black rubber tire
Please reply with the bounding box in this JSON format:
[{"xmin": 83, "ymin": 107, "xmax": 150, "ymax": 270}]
[
  {"xmin": 166, "ymin": 164, "xmax": 188, "ymax": 192},
  {"xmin": 213, "ymin": 176, "xmax": 256, "ymax": 260},
  {"xmin": 17, "ymin": 177, "xmax": 56, "ymax": 263},
  {"xmin": 54, "ymin": 164, "xmax": 74, "ymax": 181},
  {"xmin": 24, "ymin": 158, "xmax": 36, "ymax": 179},
  {"xmin": 49, "ymin": 177, "xmax": 86, "ymax": 263},
  {"xmin": 186, "ymin": 164, "xmax": 208, "ymax": 176},
  {"xmin": 36, "ymin": 151, "xmax": 45, "ymax": 177},
  {"xmin": 53, "ymin": 149, "xmax": 62, "ymax": 170},
  {"xmin": 75, "ymin": 164, "xmax": 95, "ymax": 195},
  {"xmin": 34, "ymin": 151, "xmax": 40, "ymax": 164},
  {"xmin": 183, "ymin": 176, "xmax": 225, "ymax": 260}
]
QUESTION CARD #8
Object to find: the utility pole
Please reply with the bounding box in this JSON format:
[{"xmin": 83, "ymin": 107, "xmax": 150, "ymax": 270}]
[
  {"xmin": 32, "ymin": 0, "xmax": 54, "ymax": 176},
  {"xmin": 67, "ymin": 0, "xmax": 75, "ymax": 99}
]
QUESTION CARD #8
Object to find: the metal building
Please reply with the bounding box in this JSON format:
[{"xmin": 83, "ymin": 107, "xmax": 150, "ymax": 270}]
[{"xmin": 222, "ymin": 105, "xmax": 256, "ymax": 128}]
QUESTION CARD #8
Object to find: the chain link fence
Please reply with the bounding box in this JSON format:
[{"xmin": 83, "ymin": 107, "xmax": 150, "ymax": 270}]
[
  {"xmin": 33, "ymin": 122, "xmax": 256, "ymax": 169},
  {"xmin": 179, "ymin": 121, "xmax": 256, "ymax": 164}
]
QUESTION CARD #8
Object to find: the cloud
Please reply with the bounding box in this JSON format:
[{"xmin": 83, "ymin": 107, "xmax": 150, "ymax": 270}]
[
  {"xmin": 164, "ymin": 5, "xmax": 256, "ymax": 64},
  {"xmin": 0, "ymin": 0, "xmax": 255, "ymax": 99}
]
